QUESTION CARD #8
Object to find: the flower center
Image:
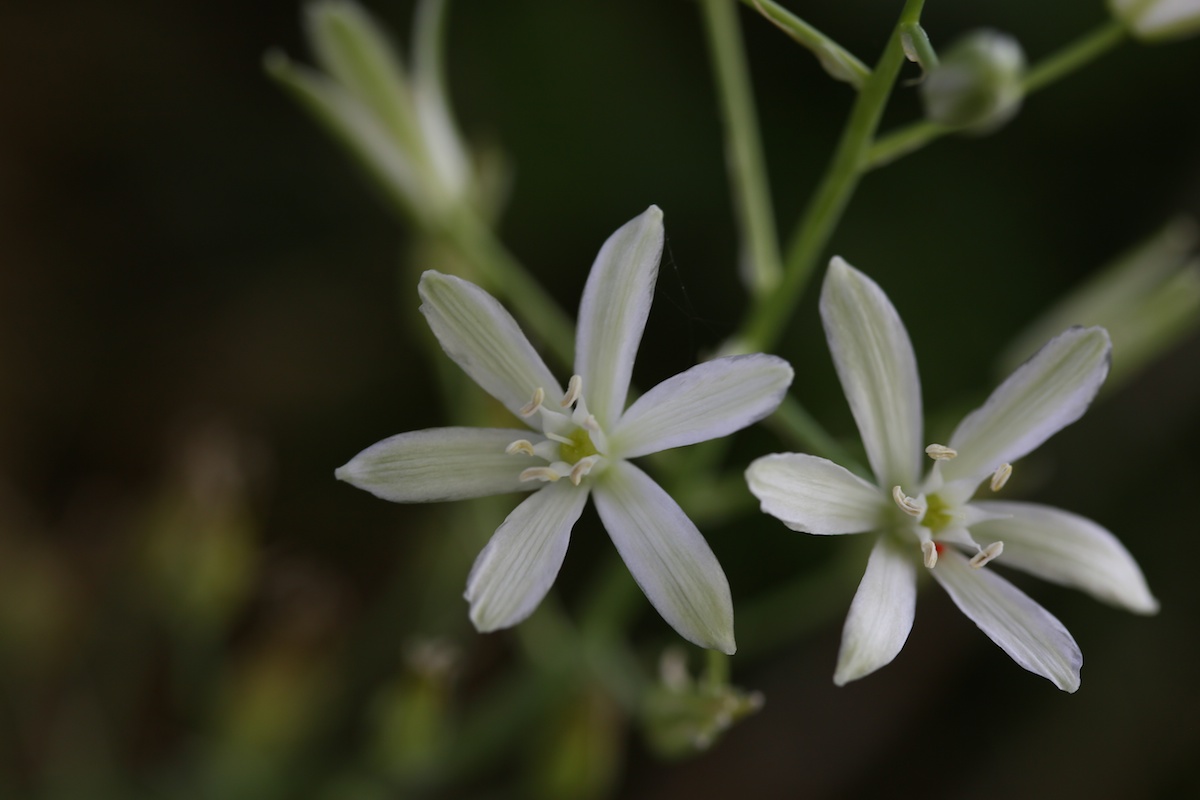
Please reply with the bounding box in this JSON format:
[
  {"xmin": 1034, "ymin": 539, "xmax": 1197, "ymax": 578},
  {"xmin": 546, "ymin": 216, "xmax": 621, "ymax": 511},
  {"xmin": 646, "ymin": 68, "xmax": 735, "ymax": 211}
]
[
  {"xmin": 505, "ymin": 375, "xmax": 608, "ymax": 486},
  {"xmin": 891, "ymin": 443, "xmax": 1010, "ymax": 570}
]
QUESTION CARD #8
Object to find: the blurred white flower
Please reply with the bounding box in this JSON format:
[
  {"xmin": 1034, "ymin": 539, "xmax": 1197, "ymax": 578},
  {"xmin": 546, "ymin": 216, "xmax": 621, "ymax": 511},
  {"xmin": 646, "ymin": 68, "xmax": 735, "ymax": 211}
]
[
  {"xmin": 339, "ymin": 207, "xmax": 793, "ymax": 653},
  {"xmin": 746, "ymin": 257, "xmax": 1157, "ymax": 691},
  {"xmin": 1109, "ymin": 0, "xmax": 1200, "ymax": 41},
  {"xmin": 266, "ymin": 0, "xmax": 481, "ymax": 225}
]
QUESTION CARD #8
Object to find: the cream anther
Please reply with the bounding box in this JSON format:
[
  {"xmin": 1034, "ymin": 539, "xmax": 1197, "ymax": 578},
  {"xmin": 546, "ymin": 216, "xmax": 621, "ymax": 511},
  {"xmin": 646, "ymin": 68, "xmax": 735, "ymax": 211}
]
[
  {"xmin": 519, "ymin": 387, "xmax": 546, "ymax": 417},
  {"xmin": 921, "ymin": 540, "xmax": 938, "ymax": 568},
  {"xmin": 561, "ymin": 375, "xmax": 582, "ymax": 408},
  {"xmin": 505, "ymin": 439, "xmax": 535, "ymax": 456},
  {"xmin": 969, "ymin": 541, "xmax": 1004, "ymax": 569},
  {"xmin": 924, "ymin": 443, "xmax": 958, "ymax": 460},
  {"xmin": 892, "ymin": 485, "xmax": 923, "ymax": 517},
  {"xmin": 569, "ymin": 455, "xmax": 600, "ymax": 486},
  {"xmin": 519, "ymin": 466, "xmax": 561, "ymax": 483},
  {"xmin": 990, "ymin": 463, "xmax": 1012, "ymax": 492}
]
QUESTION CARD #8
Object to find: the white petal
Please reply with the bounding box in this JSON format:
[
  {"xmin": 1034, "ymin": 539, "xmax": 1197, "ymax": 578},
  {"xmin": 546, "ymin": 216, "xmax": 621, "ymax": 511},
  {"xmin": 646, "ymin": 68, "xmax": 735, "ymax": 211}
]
[
  {"xmin": 336, "ymin": 427, "xmax": 535, "ymax": 502},
  {"xmin": 419, "ymin": 271, "xmax": 563, "ymax": 421},
  {"xmin": 574, "ymin": 207, "xmax": 665, "ymax": 430},
  {"xmin": 592, "ymin": 460, "xmax": 735, "ymax": 653},
  {"xmin": 971, "ymin": 501, "xmax": 1159, "ymax": 614},
  {"xmin": 931, "ymin": 548, "xmax": 1082, "ymax": 692},
  {"xmin": 745, "ymin": 454, "xmax": 885, "ymax": 534},
  {"xmin": 941, "ymin": 326, "xmax": 1110, "ymax": 491},
  {"xmin": 834, "ymin": 537, "xmax": 918, "ymax": 685},
  {"xmin": 612, "ymin": 354, "xmax": 793, "ymax": 458},
  {"xmin": 465, "ymin": 480, "xmax": 589, "ymax": 631},
  {"xmin": 820, "ymin": 257, "xmax": 923, "ymax": 489}
]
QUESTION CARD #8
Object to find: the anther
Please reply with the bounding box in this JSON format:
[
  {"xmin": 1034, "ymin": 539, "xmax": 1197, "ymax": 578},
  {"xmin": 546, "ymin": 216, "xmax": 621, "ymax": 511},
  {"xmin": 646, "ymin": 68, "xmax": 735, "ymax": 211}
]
[
  {"xmin": 925, "ymin": 443, "xmax": 958, "ymax": 460},
  {"xmin": 990, "ymin": 463, "xmax": 1012, "ymax": 492},
  {"xmin": 561, "ymin": 375, "xmax": 582, "ymax": 408},
  {"xmin": 569, "ymin": 455, "xmax": 600, "ymax": 486},
  {"xmin": 892, "ymin": 485, "xmax": 923, "ymax": 517},
  {"xmin": 921, "ymin": 540, "xmax": 938, "ymax": 568},
  {"xmin": 519, "ymin": 387, "xmax": 545, "ymax": 417},
  {"xmin": 519, "ymin": 466, "xmax": 561, "ymax": 483},
  {"xmin": 969, "ymin": 541, "xmax": 1004, "ymax": 569},
  {"xmin": 505, "ymin": 439, "xmax": 535, "ymax": 456}
]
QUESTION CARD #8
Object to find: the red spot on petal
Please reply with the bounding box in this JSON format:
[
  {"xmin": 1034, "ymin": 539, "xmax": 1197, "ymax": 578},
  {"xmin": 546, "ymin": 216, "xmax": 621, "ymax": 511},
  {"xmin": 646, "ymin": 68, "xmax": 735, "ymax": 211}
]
[{"xmin": 934, "ymin": 543, "xmax": 945, "ymax": 555}]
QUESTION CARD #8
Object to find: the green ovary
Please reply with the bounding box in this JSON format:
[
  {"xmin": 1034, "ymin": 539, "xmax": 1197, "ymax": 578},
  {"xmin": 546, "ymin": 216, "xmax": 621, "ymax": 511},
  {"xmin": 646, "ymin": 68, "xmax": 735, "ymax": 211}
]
[
  {"xmin": 559, "ymin": 427, "xmax": 599, "ymax": 464},
  {"xmin": 922, "ymin": 493, "xmax": 955, "ymax": 534}
]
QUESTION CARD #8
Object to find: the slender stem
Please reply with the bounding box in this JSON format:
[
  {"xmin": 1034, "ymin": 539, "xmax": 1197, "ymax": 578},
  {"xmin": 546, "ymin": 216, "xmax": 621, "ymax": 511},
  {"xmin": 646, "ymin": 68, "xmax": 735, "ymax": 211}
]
[
  {"xmin": 765, "ymin": 395, "xmax": 869, "ymax": 479},
  {"xmin": 701, "ymin": 0, "xmax": 783, "ymax": 295},
  {"xmin": 441, "ymin": 209, "xmax": 577, "ymax": 368},
  {"xmin": 704, "ymin": 648, "xmax": 730, "ymax": 692},
  {"xmin": 866, "ymin": 21, "xmax": 1128, "ymax": 169},
  {"xmin": 737, "ymin": 0, "xmax": 926, "ymax": 353}
]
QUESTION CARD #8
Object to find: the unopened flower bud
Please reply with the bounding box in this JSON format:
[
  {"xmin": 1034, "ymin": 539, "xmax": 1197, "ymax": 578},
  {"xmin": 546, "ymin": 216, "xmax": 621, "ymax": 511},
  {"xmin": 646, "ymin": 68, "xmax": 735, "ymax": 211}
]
[
  {"xmin": 920, "ymin": 30, "xmax": 1026, "ymax": 133},
  {"xmin": 1109, "ymin": 0, "xmax": 1200, "ymax": 42}
]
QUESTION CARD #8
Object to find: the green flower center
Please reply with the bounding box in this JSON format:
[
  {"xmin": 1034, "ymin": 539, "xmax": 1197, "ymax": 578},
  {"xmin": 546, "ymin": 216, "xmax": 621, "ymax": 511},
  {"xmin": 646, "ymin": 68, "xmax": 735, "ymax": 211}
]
[
  {"xmin": 559, "ymin": 426, "xmax": 599, "ymax": 465},
  {"xmin": 921, "ymin": 493, "xmax": 955, "ymax": 534}
]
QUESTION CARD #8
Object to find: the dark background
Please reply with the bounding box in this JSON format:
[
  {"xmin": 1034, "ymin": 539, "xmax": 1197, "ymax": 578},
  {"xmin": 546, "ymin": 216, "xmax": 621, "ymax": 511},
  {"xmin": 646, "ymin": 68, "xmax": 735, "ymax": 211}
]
[{"xmin": 1, "ymin": 0, "xmax": 1198, "ymax": 797}]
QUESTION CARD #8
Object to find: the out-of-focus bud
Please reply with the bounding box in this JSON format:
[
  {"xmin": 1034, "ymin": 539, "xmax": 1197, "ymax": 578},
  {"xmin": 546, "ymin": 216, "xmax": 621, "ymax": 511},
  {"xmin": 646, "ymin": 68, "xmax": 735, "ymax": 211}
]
[
  {"xmin": 139, "ymin": 424, "xmax": 259, "ymax": 640},
  {"xmin": 641, "ymin": 648, "xmax": 763, "ymax": 759},
  {"xmin": 997, "ymin": 218, "xmax": 1200, "ymax": 389},
  {"xmin": 266, "ymin": 0, "xmax": 499, "ymax": 228},
  {"xmin": 528, "ymin": 685, "xmax": 622, "ymax": 800},
  {"xmin": 920, "ymin": 30, "xmax": 1026, "ymax": 133},
  {"xmin": 1109, "ymin": 0, "xmax": 1200, "ymax": 42},
  {"xmin": 366, "ymin": 639, "xmax": 459, "ymax": 783}
]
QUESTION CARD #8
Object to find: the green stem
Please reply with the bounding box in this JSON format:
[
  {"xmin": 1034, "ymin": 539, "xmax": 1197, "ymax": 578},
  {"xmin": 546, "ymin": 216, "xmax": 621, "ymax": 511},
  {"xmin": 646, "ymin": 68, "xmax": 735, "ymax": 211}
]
[
  {"xmin": 441, "ymin": 209, "xmax": 577, "ymax": 368},
  {"xmin": 866, "ymin": 21, "xmax": 1127, "ymax": 169},
  {"xmin": 738, "ymin": 0, "xmax": 926, "ymax": 353},
  {"xmin": 701, "ymin": 0, "xmax": 783, "ymax": 295},
  {"xmin": 765, "ymin": 395, "xmax": 868, "ymax": 479}
]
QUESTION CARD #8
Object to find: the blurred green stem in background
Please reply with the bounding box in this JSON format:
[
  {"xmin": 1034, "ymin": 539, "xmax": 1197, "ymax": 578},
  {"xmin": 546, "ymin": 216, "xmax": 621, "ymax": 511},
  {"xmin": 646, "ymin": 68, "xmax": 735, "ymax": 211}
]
[
  {"xmin": 741, "ymin": 0, "xmax": 871, "ymax": 88},
  {"xmin": 867, "ymin": 20, "xmax": 1128, "ymax": 167},
  {"xmin": 737, "ymin": 0, "xmax": 927, "ymax": 354},
  {"xmin": 701, "ymin": 0, "xmax": 784, "ymax": 296}
]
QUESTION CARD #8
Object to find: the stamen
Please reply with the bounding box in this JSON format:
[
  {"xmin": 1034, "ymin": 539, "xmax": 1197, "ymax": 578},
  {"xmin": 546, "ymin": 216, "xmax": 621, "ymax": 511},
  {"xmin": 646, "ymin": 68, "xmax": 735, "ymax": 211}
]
[
  {"xmin": 569, "ymin": 455, "xmax": 601, "ymax": 486},
  {"xmin": 519, "ymin": 387, "xmax": 545, "ymax": 417},
  {"xmin": 892, "ymin": 485, "xmax": 923, "ymax": 517},
  {"xmin": 990, "ymin": 463, "xmax": 1012, "ymax": 492},
  {"xmin": 561, "ymin": 375, "xmax": 582, "ymax": 408},
  {"xmin": 924, "ymin": 443, "xmax": 958, "ymax": 460},
  {"xmin": 921, "ymin": 540, "xmax": 938, "ymax": 568},
  {"xmin": 969, "ymin": 541, "xmax": 1004, "ymax": 569},
  {"xmin": 505, "ymin": 439, "xmax": 535, "ymax": 456},
  {"xmin": 543, "ymin": 430, "xmax": 573, "ymax": 446},
  {"xmin": 519, "ymin": 466, "xmax": 561, "ymax": 483}
]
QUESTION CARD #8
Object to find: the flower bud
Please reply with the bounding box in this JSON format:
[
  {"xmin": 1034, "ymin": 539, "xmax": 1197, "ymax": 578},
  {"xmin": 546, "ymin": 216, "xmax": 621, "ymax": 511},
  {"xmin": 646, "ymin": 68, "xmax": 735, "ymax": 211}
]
[
  {"xmin": 919, "ymin": 30, "xmax": 1026, "ymax": 133},
  {"xmin": 1109, "ymin": 0, "xmax": 1200, "ymax": 42}
]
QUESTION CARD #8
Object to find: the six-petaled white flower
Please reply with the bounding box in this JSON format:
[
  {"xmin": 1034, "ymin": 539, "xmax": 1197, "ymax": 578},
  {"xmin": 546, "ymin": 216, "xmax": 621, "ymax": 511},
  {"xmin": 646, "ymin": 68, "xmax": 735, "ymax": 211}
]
[
  {"xmin": 339, "ymin": 206, "xmax": 793, "ymax": 653},
  {"xmin": 746, "ymin": 257, "xmax": 1157, "ymax": 691}
]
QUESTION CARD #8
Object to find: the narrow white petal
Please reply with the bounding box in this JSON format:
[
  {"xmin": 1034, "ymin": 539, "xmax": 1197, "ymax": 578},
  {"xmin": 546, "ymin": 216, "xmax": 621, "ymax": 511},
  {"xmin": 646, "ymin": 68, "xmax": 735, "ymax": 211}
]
[
  {"xmin": 932, "ymin": 548, "xmax": 1082, "ymax": 692},
  {"xmin": 745, "ymin": 454, "xmax": 885, "ymax": 535},
  {"xmin": 465, "ymin": 480, "xmax": 589, "ymax": 631},
  {"xmin": 419, "ymin": 271, "xmax": 563, "ymax": 420},
  {"xmin": 336, "ymin": 427, "xmax": 536, "ymax": 502},
  {"xmin": 941, "ymin": 326, "xmax": 1110, "ymax": 490},
  {"xmin": 592, "ymin": 461, "xmax": 735, "ymax": 653},
  {"xmin": 612, "ymin": 354, "xmax": 794, "ymax": 458},
  {"xmin": 820, "ymin": 257, "xmax": 923, "ymax": 489},
  {"xmin": 574, "ymin": 207, "xmax": 665, "ymax": 430},
  {"xmin": 971, "ymin": 501, "xmax": 1159, "ymax": 614},
  {"xmin": 834, "ymin": 537, "xmax": 918, "ymax": 685}
]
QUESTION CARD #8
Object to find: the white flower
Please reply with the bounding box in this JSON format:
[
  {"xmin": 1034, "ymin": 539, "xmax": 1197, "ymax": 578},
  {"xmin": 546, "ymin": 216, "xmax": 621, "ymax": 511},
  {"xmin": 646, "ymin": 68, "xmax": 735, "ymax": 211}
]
[
  {"xmin": 266, "ymin": 0, "xmax": 477, "ymax": 225},
  {"xmin": 746, "ymin": 257, "xmax": 1157, "ymax": 691},
  {"xmin": 339, "ymin": 207, "xmax": 793, "ymax": 653},
  {"xmin": 1109, "ymin": 0, "xmax": 1200, "ymax": 42}
]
